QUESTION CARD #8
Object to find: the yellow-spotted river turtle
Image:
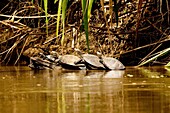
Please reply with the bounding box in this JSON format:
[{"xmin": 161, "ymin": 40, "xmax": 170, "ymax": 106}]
[
  {"xmin": 59, "ymin": 54, "xmax": 86, "ymax": 70},
  {"xmin": 75, "ymin": 49, "xmax": 105, "ymax": 70},
  {"xmin": 100, "ymin": 56, "xmax": 125, "ymax": 70}
]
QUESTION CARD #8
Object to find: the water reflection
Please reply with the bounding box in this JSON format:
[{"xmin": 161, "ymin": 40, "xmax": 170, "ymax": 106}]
[{"xmin": 0, "ymin": 66, "xmax": 170, "ymax": 113}]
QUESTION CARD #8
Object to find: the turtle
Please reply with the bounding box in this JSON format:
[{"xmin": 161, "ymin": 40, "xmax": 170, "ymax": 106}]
[
  {"xmin": 29, "ymin": 56, "xmax": 55, "ymax": 70},
  {"xmin": 74, "ymin": 49, "xmax": 105, "ymax": 70},
  {"xmin": 59, "ymin": 54, "xmax": 86, "ymax": 70},
  {"xmin": 39, "ymin": 51, "xmax": 60, "ymax": 64},
  {"xmin": 96, "ymin": 51, "xmax": 125, "ymax": 70},
  {"xmin": 100, "ymin": 56, "xmax": 125, "ymax": 70}
]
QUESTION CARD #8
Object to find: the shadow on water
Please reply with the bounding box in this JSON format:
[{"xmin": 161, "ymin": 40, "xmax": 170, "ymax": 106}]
[{"xmin": 0, "ymin": 66, "xmax": 170, "ymax": 113}]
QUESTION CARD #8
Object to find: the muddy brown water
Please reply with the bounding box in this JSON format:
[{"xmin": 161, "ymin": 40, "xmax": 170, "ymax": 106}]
[{"xmin": 0, "ymin": 66, "xmax": 170, "ymax": 113}]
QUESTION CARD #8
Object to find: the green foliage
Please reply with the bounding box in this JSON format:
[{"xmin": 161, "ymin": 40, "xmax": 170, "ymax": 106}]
[
  {"xmin": 81, "ymin": 0, "xmax": 90, "ymax": 52},
  {"xmin": 56, "ymin": 0, "xmax": 62, "ymax": 44},
  {"xmin": 54, "ymin": 0, "xmax": 68, "ymax": 46},
  {"xmin": 88, "ymin": 0, "xmax": 94, "ymax": 21},
  {"xmin": 61, "ymin": 0, "xmax": 68, "ymax": 45}
]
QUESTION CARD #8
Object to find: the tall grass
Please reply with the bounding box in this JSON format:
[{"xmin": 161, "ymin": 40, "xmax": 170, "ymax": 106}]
[
  {"xmin": 61, "ymin": 0, "xmax": 68, "ymax": 45},
  {"xmin": 53, "ymin": 0, "xmax": 92, "ymax": 51},
  {"xmin": 81, "ymin": 0, "xmax": 89, "ymax": 52},
  {"xmin": 88, "ymin": 0, "xmax": 94, "ymax": 22},
  {"xmin": 55, "ymin": 0, "xmax": 62, "ymax": 44},
  {"xmin": 41, "ymin": 0, "xmax": 123, "ymax": 52},
  {"xmin": 33, "ymin": 0, "xmax": 105, "ymax": 52}
]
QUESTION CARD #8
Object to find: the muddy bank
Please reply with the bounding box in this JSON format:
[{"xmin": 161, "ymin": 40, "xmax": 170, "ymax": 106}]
[{"xmin": 0, "ymin": 0, "xmax": 169, "ymax": 66}]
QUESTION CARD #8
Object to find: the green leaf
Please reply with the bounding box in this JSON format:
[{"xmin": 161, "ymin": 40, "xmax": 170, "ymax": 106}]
[
  {"xmin": 81, "ymin": 0, "xmax": 90, "ymax": 52},
  {"xmin": 61, "ymin": 0, "xmax": 68, "ymax": 45},
  {"xmin": 56, "ymin": 0, "xmax": 62, "ymax": 42},
  {"xmin": 88, "ymin": 0, "xmax": 94, "ymax": 21}
]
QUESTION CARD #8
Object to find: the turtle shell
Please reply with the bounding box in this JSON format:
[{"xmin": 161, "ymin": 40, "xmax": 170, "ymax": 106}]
[
  {"xmin": 59, "ymin": 55, "xmax": 85, "ymax": 69},
  {"xmin": 81, "ymin": 54, "xmax": 105, "ymax": 69},
  {"xmin": 101, "ymin": 57, "xmax": 125, "ymax": 70}
]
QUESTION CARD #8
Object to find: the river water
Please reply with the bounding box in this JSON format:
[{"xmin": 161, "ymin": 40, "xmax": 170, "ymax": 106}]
[{"xmin": 0, "ymin": 66, "xmax": 170, "ymax": 113}]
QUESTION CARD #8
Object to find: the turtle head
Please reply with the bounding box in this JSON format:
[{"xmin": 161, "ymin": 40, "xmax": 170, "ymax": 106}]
[
  {"xmin": 74, "ymin": 48, "xmax": 82, "ymax": 55},
  {"xmin": 51, "ymin": 51, "xmax": 59, "ymax": 59},
  {"xmin": 97, "ymin": 51, "xmax": 104, "ymax": 64},
  {"xmin": 97, "ymin": 51, "xmax": 102, "ymax": 58}
]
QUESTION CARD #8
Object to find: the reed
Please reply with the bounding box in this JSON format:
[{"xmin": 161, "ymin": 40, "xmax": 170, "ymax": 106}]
[
  {"xmin": 55, "ymin": 0, "xmax": 62, "ymax": 44},
  {"xmin": 138, "ymin": 47, "xmax": 170, "ymax": 66}
]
